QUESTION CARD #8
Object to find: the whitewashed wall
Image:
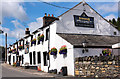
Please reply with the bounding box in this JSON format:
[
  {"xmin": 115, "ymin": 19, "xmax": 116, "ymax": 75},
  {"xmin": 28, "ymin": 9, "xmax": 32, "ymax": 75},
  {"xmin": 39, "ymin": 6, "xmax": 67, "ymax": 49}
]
[
  {"xmin": 49, "ymin": 22, "xmax": 75, "ymax": 76},
  {"xmin": 74, "ymin": 48, "xmax": 104, "ymax": 58},
  {"xmin": 56, "ymin": 2, "xmax": 119, "ymax": 36}
]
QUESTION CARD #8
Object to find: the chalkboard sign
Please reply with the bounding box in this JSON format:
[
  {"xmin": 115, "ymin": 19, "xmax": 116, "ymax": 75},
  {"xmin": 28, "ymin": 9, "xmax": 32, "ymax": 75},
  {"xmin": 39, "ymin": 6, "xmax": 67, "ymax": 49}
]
[{"xmin": 74, "ymin": 12, "xmax": 94, "ymax": 28}]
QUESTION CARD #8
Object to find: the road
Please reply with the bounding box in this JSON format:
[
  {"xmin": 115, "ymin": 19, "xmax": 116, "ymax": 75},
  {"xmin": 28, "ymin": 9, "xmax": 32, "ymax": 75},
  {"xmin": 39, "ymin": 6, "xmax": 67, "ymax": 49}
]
[
  {"xmin": 2, "ymin": 66, "xmax": 42, "ymax": 77},
  {"xmin": 1, "ymin": 63, "xmax": 56, "ymax": 79}
]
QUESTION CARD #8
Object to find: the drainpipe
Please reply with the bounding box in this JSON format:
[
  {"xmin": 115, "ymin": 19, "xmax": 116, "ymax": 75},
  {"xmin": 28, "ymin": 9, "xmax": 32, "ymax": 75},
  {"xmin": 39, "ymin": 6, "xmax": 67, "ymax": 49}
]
[
  {"xmin": 5, "ymin": 33, "xmax": 7, "ymax": 63},
  {"xmin": 48, "ymin": 25, "xmax": 50, "ymax": 72}
]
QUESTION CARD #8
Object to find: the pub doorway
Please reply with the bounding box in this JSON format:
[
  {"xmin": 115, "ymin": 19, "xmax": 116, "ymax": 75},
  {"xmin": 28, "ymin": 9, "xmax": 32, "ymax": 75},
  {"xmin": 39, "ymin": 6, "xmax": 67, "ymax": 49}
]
[{"xmin": 43, "ymin": 52, "xmax": 47, "ymax": 66}]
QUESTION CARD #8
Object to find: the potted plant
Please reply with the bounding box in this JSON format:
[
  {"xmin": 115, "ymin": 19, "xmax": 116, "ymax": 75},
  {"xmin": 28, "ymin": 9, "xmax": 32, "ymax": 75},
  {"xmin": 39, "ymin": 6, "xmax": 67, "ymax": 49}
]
[
  {"xmin": 13, "ymin": 48, "xmax": 16, "ymax": 52},
  {"xmin": 9, "ymin": 50, "xmax": 12, "ymax": 53},
  {"xmin": 102, "ymin": 49, "xmax": 112, "ymax": 56},
  {"xmin": 18, "ymin": 45, "xmax": 23, "ymax": 50},
  {"xmin": 59, "ymin": 45, "xmax": 67, "ymax": 54},
  {"xmin": 13, "ymin": 62, "xmax": 16, "ymax": 67},
  {"xmin": 12, "ymin": 48, "xmax": 17, "ymax": 54},
  {"xmin": 50, "ymin": 47, "xmax": 57, "ymax": 55},
  {"xmin": 31, "ymin": 38, "xmax": 36, "ymax": 44},
  {"xmin": 40, "ymin": 34, "xmax": 44, "ymax": 42}
]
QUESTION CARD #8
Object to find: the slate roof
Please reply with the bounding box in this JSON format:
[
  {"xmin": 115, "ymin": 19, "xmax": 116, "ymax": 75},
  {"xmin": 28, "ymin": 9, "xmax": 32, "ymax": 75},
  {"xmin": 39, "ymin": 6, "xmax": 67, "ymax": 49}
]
[{"xmin": 57, "ymin": 33, "xmax": 120, "ymax": 47}]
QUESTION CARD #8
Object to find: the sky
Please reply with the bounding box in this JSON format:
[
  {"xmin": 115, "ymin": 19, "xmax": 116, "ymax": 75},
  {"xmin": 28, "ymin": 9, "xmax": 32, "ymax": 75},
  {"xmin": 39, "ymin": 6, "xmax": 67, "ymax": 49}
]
[{"xmin": 0, "ymin": 0, "xmax": 119, "ymax": 47}]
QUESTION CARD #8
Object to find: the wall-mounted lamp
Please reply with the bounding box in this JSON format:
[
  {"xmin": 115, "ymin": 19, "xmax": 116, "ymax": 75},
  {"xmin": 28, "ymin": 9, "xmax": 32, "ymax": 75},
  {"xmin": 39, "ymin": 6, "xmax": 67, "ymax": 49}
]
[{"xmin": 82, "ymin": 40, "xmax": 88, "ymax": 53}]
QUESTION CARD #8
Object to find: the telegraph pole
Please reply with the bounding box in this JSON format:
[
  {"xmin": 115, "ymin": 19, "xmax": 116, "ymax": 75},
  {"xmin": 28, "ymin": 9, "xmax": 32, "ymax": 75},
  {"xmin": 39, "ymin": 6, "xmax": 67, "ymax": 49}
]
[{"xmin": 5, "ymin": 33, "xmax": 7, "ymax": 63}]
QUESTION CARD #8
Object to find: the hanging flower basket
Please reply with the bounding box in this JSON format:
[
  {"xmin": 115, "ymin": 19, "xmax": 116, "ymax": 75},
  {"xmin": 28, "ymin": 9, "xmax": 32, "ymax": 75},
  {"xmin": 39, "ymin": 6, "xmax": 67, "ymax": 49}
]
[
  {"xmin": 31, "ymin": 38, "xmax": 36, "ymax": 44},
  {"xmin": 18, "ymin": 45, "xmax": 23, "ymax": 50},
  {"xmin": 50, "ymin": 47, "xmax": 57, "ymax": 55},
  {"xmin": 59, "ymin": 45, "xmax": 67, "ymax": 54},
  {"xmin": 12, "ymin": 48, "xmax": 17, "ymax": 54},
  {"xmin": 13, "ymin": 48, "xmax": 16, "ymax": 52},
  {"xmin": 37, "ymin": 36, "xmax": 41, "ymax": 41},
  {"xmin": 39, "ymin": 34, "xmax": 44, "ymax": 42},
  {"xmin": 9, "ymin": 50, "xmax": 12, "ymax": 53},
  {"xmin": 102, "ymin": 49, "xmax": 112, "ymax": 56}
]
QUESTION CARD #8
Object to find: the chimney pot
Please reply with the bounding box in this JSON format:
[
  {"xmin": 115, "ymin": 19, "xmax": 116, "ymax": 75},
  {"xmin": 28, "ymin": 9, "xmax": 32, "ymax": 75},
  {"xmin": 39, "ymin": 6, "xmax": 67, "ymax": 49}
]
[
  {"xmin": 52, "ymin": 14, "xmax": 54, "ymax": 17},
  {"xmin": 26, "ymin": 28, "xmax": 29, "ymax": 31},
  {"xmin": 25, "ymin": 28, "xmax": 30, "ymax": 35},
  {"xmin": 48, "ymin": 14, "xmax": 50, "ymax": 16},
  {"xmin": 45, "ymin": 13, "xmax": 47, "ymax": 16}
]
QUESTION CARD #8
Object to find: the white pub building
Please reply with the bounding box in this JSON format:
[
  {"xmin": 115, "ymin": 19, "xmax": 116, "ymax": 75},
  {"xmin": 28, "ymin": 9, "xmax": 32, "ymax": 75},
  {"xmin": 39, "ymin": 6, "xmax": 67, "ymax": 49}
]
[{"xmin": 7, "ymin": 1, "xmax": 120, "ymax": 76}]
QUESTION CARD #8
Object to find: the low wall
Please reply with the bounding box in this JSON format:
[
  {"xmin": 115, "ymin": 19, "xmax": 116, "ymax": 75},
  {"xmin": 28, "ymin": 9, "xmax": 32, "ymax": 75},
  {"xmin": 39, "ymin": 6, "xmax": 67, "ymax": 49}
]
[{"xmin": 75, "ymin": 55, "xmax": 120, "ymax": 78}]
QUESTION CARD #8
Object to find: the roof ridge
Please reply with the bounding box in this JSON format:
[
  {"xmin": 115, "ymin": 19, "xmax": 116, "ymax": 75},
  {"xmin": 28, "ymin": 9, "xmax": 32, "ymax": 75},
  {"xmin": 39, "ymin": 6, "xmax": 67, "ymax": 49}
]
[{"xmin": 57, "ymin": 2, "xmax": 83, "ymax": 17}]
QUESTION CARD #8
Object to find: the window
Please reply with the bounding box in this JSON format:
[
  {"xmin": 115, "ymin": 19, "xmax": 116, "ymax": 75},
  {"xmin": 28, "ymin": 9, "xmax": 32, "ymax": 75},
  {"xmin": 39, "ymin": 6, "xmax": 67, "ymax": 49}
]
[
  {"xmin": 38, "ymin": 34, "xmax": 41, "ymax": 45},
  {"xmin": 114, "ymin": 32, "xmax": 117, "ymax": 35},
  {"xmin": 19, "ymin": 42, "xmax": 21, "ymax": 45},
  {"xmin": 43, "ymin": 52, "xmax": 47, "ymax": 66},
  {"xmin": 46, "ymin": 28, "xmax": 49, "ymax": 41},
  {"xmin": 23, "ymin": 40, "xmax": 24, "ymax": 49},
  {"xmin": 26, "ymin": 41, "xmax": 29, "ymax": 45},
  {"xmin": 31, "ymin": 35, "xmax": 33, "ymax": 46}
]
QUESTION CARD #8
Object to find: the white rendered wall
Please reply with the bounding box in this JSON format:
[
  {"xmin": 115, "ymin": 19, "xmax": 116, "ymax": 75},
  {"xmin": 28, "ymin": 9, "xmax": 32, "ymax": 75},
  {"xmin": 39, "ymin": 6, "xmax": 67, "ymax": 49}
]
[
  {"xmin": 56, "ymin": 2, "xmax": 119, "ymax": 36},
  {"xmin": 49, "ymin": 22, "xmax": 75, "ymax": 76},
  {"xmin": 74, "ymin": 48, "xmax": 104, "ymax": 58}
]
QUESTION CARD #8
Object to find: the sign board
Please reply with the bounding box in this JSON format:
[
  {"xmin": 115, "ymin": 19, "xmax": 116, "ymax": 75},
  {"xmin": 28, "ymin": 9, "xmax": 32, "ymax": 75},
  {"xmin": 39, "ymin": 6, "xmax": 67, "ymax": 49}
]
[{"xmin": 74, "ymin": 12, "xmax": 94, "ymax": 28}]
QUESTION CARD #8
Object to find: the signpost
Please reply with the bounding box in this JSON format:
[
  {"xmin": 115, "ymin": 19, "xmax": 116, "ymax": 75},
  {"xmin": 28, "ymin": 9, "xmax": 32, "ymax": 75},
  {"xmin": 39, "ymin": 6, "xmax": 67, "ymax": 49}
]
[{"xmin": 74, "ymin": 12, "xmax": 94, "ymax": 28}]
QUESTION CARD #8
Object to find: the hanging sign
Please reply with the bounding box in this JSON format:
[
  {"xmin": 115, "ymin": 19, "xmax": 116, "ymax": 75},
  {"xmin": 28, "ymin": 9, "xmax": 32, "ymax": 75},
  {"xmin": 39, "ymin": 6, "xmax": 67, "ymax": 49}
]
[{"xmin": 74, "ymin": 12, "xmax": 94, "ymax": 28}]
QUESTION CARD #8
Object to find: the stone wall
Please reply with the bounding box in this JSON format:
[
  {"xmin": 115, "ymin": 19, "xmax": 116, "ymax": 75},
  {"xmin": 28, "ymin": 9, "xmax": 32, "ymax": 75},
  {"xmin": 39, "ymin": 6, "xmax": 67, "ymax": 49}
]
[{"xmin": 75, "ymin": 55, "xmax": 120, "ymax": 78}]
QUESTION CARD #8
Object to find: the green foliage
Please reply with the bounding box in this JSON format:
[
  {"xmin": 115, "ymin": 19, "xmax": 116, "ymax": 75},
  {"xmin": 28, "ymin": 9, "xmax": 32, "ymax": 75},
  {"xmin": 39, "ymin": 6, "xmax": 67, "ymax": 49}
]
[
  {"xmin": 109, "ymin": 17, "xmax": 120, "ymax": 31},
  {"xmin": 51, "ymin": 47, "xmax": 57, "ymax": 52}
]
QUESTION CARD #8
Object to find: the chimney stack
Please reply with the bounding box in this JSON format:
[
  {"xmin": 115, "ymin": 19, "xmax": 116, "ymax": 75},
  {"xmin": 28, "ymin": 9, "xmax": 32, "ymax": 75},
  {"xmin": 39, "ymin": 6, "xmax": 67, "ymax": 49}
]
[
  {"xmin": 25, "ymin": 28, "xmax": 30, "ymax": 36},
  {"xmin": 43, "ymin": 13, "xmax": 59, "ymax": 26}
]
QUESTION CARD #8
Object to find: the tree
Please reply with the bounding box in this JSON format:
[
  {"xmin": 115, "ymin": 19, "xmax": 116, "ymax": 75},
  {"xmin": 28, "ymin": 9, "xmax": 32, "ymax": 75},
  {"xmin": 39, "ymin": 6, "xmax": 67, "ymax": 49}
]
[
  {"xmin": 109, "ymin": 17, "xmax": 120, "ymax": 31},
  {"xmin": 112, "ymin": 18, "xmax": 117, "ymax": 26}
]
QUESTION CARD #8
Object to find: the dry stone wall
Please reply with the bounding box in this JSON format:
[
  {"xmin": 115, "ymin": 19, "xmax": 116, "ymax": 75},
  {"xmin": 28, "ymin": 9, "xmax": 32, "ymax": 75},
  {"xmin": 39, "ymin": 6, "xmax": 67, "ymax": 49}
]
[{"xmin": 75, "ymin": 55, "xmax": 120, "ymax": 78}]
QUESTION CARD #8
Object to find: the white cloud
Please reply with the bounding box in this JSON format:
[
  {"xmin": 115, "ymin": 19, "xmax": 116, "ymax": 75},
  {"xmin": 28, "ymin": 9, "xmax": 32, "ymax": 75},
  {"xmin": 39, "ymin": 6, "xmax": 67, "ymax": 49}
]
[
  {"xmin": 104, "ymin": 14, "xmax": 117, "ymax": 21},
  {"xmin": 0, "ymin": 20, "xmax": 25, "ymax": 39},
  {"xmin": 28, "ymin": 17, "xmax": 43, "ymax": 32},
  {"xmin": 2, "ymin": 1, "xmax": 28, "ymax": 21},
  {"xmin": 0, "ymin": 17, "xmax": 43, "ymax": 39},
  {"xmin": 96, "ymin": 3, "xmax": 118, "ymax": 14}
]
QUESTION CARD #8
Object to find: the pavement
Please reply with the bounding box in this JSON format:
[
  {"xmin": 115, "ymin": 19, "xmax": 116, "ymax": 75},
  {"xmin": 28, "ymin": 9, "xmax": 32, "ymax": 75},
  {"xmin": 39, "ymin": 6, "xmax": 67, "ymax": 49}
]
[{"xmin": 1, "ymin": 63, "xmax": 58, "ymax": 77}]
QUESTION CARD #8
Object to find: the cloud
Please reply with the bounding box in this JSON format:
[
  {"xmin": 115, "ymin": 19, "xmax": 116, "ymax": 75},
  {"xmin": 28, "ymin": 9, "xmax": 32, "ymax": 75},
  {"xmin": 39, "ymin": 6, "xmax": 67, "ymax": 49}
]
[
  {"xmin": 96, "ymin": 3, "xmax": 118, "ymax": 14},
  {"xmin": 0, "ymin": 20, "xmax": 25, "ymax": 39},
  {"xmin": 2, "ymin": 1, "xmax": 28, "ymax": 21},
  {"xmin": 0, "ymin": 17, "xmax": 43, "ymax": 39},
  {"xmin": 28, "ymin": 17, "xmax": 43, "ymax": 32},
  {"xmin": 104, "ymin": 14, "xmax": 117, "ymax": 21}
]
